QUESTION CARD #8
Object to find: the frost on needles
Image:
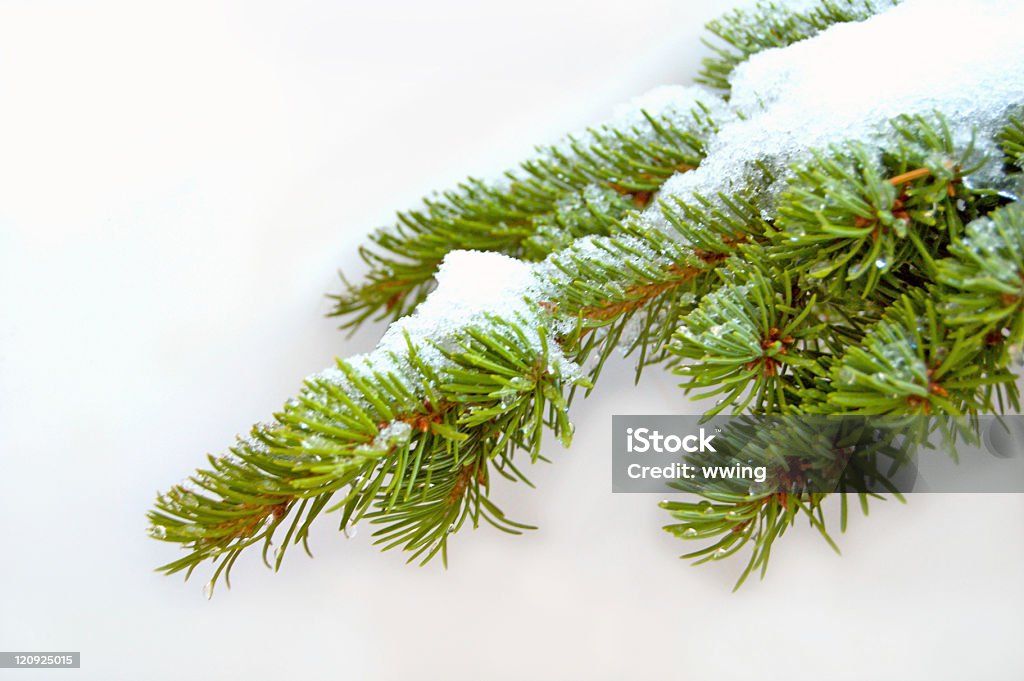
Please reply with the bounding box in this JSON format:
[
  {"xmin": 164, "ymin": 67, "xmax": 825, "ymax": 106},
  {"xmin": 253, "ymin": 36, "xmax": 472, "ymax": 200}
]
[{"xmin": 150, "ymin": 0, "xmax": 1024, "ymax": 594}]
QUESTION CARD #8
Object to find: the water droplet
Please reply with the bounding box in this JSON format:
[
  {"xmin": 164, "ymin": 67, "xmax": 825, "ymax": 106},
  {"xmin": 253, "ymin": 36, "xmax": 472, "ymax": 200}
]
[
  {"xmin": 874, "ymin": 257, "xmax": 888, "ymax": 269},
  {"xmin": 202, "ymin": 581, "xmax": 214, "ymax": 600},
  {"xmin": 703, "ymin": 504, "xmax": 716, "ymax": 515},
  {"xmin": 808, "ymin": 260, "xmax": 833, "ymax": 277},
  {"xmin": 343, "ymin": 523, "xmax": 358, "ymax": 539},
  {"xmin": 683, "ymin": 527, "xmax": 698, "ymax": 537},
  {"xmin": 714, "ymin": 547, "xmax": 728, "ymax": 558},
  {"xmin": 150, "ymin": 525, "xmax": 166, "ymax": 539},
  {"xmin": 447, "ymin": 523, "xmax": 456, "ymax": 534}
]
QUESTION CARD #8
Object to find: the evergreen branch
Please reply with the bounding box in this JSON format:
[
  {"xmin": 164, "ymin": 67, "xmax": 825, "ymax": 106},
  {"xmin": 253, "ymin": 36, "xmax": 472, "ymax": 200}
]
[
  {"xmin": 822, "ymin": 292, "xmax": 1014, "ymax": 415},
  {"xmin": 328, "ymin": 102, "xmax": 718, "ymax": 330},
  {"xmin": 768, "ymin": 115, "xmax": 987, "ymax": 296},
  {"xmin": 542, "ymin": 189, "xmax": 769, "ymax": 387},
  {"xmin": 938, "ymin": 203, "xmax": 1024, "ymax": 332},
  {"xmin": 659, "ymin": 414, "xmax": 928, "ymax": 588},
  {"xmin": 542, "ymin": 230, "xmax": 703, "ymax": 387},
  {"xmin": 661, "ymin": 492, "xmax": 839, "ymax": 590},
  {"xmin": 937, "ymin": 202, "xmax": 1024, "ymax": 411},
  {"xmin": 151, "ymin": 0, "xmax": 1024, "ymax": 594},
  {"xmin": 670, "ymin": 252, "xmax": 827, "ymax": 416},
  {"xmin": 149, "ymin": 310, "xmax": 587, "ymax": 596},
  {"xmin": 652, "ymin": 116, "xmax": 1022, "ymax": 579}
]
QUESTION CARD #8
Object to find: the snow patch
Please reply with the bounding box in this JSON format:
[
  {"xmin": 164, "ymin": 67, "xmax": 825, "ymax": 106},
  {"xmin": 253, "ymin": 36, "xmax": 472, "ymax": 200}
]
[{"xmin": 650, "ymin": 0, "xmax": 1024, "ymax": 229}]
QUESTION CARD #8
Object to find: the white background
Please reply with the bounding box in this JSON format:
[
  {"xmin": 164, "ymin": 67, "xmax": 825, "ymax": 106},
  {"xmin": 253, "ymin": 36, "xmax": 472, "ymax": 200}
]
[{"xmin": 1, "ymin": 1, "xmax": 1022, "ymax": 679}]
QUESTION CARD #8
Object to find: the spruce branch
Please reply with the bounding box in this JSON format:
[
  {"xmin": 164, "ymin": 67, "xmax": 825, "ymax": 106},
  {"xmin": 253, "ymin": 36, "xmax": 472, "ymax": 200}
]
[
  {"xmin": 151, "ymin": 0, "xmax": 1024, "ymax": 594},
  {"xmin": 541, "ymin": 189, "xmax": 769, "ymax": 388},
  {"xmin": 768, "ymin": 115, "xmax": 988, "ymax": 296},
  {"xmin": 823, "ymin": 292, "xmax": 1012, "ymax": 415},
  {"xmin": 660, "ymin": 415, "xmax": 918, "ymax": 590},
  {"xmin": 938, "ymin": 203, "xmax": 1024, "ymax": 343},
  {"xmin": 637, "ymin": 115, "xmax": 1023, "ymax": 583},
  {"xmin": 670, "ymin": 253, "xmax": 827, "ymax": 416},
  {"xmin": 661, "ymin": 492, "xmax": 840, "ymax": 591},
  {"xmin": 328, "ymin": 102, "xmax": 716, "ymax": 330},
  {"xmin": 149, "ymin": 304, "xmax": 587, "ymax": 596},
  {"xmin": 152, "ymin": 113, "xmax": 1021, "ymax": 593}
]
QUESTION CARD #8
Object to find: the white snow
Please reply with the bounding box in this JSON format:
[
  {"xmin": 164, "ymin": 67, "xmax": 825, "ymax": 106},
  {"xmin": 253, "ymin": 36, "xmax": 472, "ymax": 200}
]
[
  {"xmin": 312, "ymin": 250, "xmax": 579, "ymax": 416},
  {"xmin": 377, "ymin": 249, "xmax": 539, "ymax": 356},
  {"xmin": 648, "ymin": 0, "xmax": 1024, "ymax": 229},
  {"xmin": 372, "ymin": 421, "xmax": 413, "ymax": 448}
]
